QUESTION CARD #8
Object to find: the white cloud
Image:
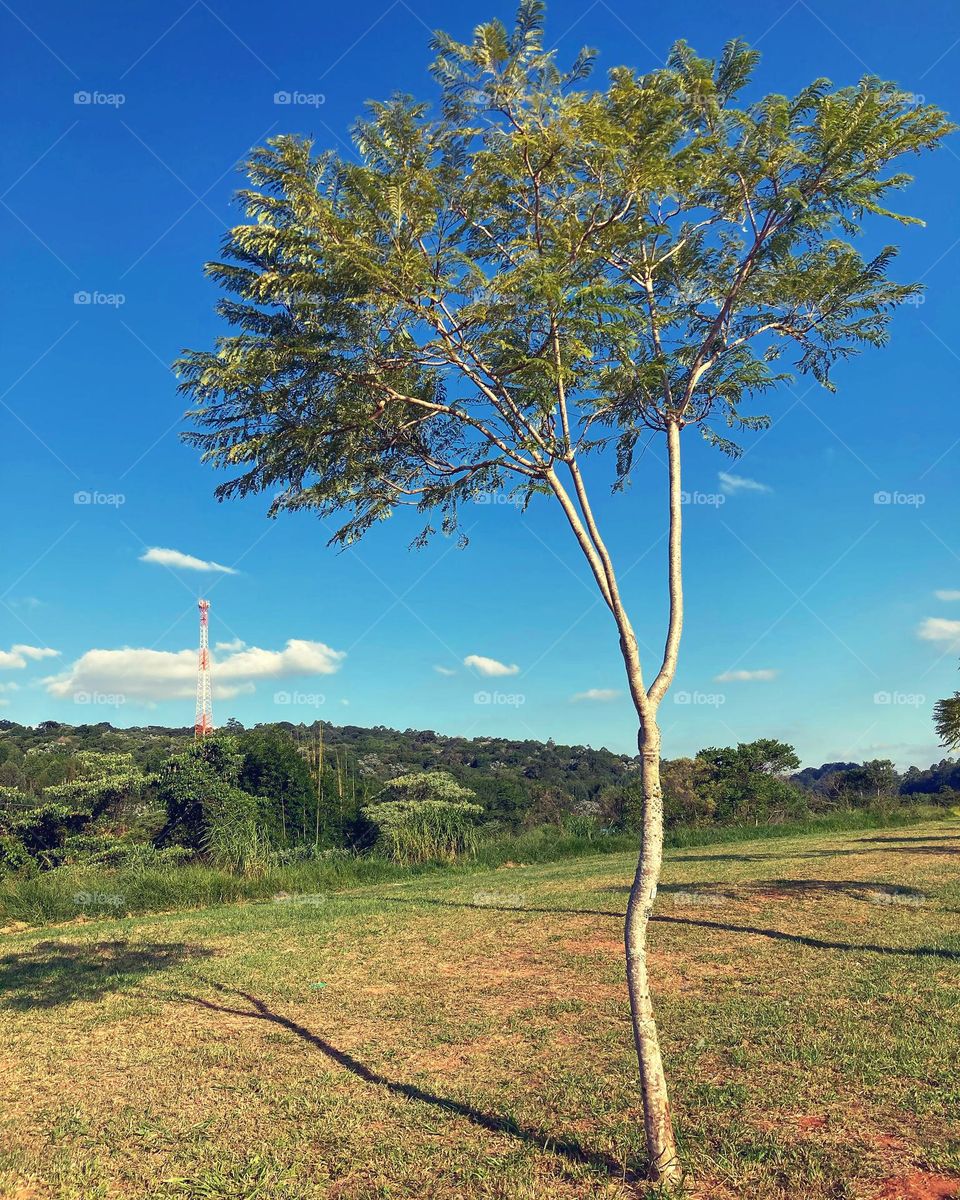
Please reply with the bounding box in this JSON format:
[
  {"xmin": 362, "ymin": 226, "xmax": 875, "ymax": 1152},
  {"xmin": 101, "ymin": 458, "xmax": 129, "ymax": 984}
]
[
  {"xmin": 719, "ymin": 471, "xmax": 772, "ymax": 495},
  {"xmin": 140, "ymin": 546, "xmax": 237, "ymax": 574},
  {"xmin": 0, "ymin": 644, "xmax": 59, "ymax": 670},
  {"xmin": 43, "ymin": 638, "xmax": 346, "ymax": 703},
  {"xmin": 918, "ymin": 617, "xmax": 960, "ymax": 648},
  {"xmin": 0, "ymin": 682, "xmax": 19, "ymax": 693},
  {"xmin": 935, "ymin": 589, "xmax": 960, "ymax": 601},
  {"xmin": 464, "ymin": 653, "xmax": 520, "ymax": 677},
  {"xmin": 571, "ymin": 688, "xmax": 621, "ymax": 703},
  {"xmin": 215, "ymin": 638, "xmax": 246, "ymax": 652},
  {"xmin": 714, "ymin": 668, "xmax": 778, "ymax": 682},
  {"xmin": 434, "ymin": 665, "xmax": 456, "ymax": 677}
]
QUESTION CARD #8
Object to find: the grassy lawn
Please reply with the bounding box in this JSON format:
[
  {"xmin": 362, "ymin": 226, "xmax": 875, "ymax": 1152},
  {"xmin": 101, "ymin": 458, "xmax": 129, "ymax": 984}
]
[{"xmin": 1, "ymin": 820, "xmax": 958, "ymax": 1199}]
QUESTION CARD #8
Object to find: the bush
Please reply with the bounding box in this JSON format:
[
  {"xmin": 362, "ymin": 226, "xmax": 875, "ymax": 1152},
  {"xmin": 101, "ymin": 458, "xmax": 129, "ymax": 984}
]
[{"xmin": 362, "ymin": 797, "xmax": 483, "ymax": 864}]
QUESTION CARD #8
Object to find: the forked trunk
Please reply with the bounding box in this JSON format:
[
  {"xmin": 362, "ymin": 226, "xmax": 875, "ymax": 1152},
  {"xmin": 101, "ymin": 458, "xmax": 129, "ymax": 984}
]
[{"xmin": 625, "ymin": 716, "xmax": 679, "ymax": 1183}]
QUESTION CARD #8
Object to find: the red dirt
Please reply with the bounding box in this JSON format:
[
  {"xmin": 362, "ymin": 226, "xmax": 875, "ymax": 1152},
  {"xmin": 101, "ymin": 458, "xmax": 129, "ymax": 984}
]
[
  {"xmin": 872, "ymin": 1174, "xmax": 960, "ymax": 1200},
  {"xmin": 795, "ymin": 1115, "xmax": 828, "ymax": 1132}
]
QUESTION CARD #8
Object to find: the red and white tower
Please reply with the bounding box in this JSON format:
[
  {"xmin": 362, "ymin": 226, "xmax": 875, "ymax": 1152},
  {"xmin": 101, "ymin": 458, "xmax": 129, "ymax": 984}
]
[{"xmin": 194, "ymin": 598, "xmax": 214, "ymax": 739}]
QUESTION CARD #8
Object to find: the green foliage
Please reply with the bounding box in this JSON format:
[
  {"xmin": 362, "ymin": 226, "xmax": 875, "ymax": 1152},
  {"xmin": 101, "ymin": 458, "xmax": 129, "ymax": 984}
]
[
  {"xmin": 363, "ymin": 772, "xmax": 482, "ymax": 863},
  {"xmin": 377, "ymin": 770, "xmax": 478, "ymax": 805},
  {"xmin": 178, "ymin": 5, "xmax": 951, "ymax": 547},
  {"xmin": 934, "ymin": 693, "xmax": 960, "ymax": 750},
  {"xmin": 695, "ymin": 739, "xmax": 806, "ymax": 824},
  {"xmin": 238, "ymin": 727, "xmax": 318, "ymax": 844},
  {"xmin": 201, "ymin": 785, "xmax": 272, "ymax": 876},
  {"xmin": 156, "ymin": 736, "xmax": 270, "ymax": 875}
]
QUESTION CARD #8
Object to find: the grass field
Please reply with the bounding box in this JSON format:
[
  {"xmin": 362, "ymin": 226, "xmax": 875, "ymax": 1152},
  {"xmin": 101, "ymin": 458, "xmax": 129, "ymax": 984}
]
[{"xmin": 1, "ymin": 820, "xmax": 959, "ymax": 1199}]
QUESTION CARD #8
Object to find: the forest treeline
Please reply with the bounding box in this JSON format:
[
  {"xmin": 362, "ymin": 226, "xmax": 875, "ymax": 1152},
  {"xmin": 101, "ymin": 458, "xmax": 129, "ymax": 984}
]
[{"xmin": 1, "ymin": 718, "xmax": 956, "ymax": 878}]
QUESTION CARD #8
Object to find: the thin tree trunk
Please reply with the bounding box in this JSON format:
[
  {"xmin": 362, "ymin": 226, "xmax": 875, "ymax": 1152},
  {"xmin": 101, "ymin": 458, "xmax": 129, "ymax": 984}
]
[{"xmin": 625, "ymin": 715, "xmax": 679, "ymax": 1183}]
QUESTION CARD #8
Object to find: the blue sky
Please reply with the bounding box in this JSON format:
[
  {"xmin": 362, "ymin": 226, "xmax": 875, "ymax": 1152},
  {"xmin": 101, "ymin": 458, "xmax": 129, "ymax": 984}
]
[{"xmin": 2, "ymin": 0, "xmax": 959, "ymax": 767}]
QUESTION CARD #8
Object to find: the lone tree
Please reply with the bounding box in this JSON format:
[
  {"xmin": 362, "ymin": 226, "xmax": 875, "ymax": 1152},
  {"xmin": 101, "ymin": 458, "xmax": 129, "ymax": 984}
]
[
  {"xmin": 178, "ymin": 4, "xmax": 950, "ymax": 1180},
  {"xmin": 934, "ymin": 681, "xmax": 960, "ymax": 750}
]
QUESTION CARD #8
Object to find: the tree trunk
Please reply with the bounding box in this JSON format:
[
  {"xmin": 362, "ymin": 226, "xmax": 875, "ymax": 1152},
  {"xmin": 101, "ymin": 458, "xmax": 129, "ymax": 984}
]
[{"xmin": 625, "ymin": 715, "xmax": 679, "ymax": 1183}]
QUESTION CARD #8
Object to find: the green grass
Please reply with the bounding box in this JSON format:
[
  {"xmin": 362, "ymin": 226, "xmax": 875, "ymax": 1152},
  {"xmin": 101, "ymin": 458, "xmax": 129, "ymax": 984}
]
[
  {"xmin": 1, "ymin": 805, "xmax": 948, "ymax": 928},
  {"xmin": 1, "ymin": 818, "xmax": 959, "ymax": 1198}
]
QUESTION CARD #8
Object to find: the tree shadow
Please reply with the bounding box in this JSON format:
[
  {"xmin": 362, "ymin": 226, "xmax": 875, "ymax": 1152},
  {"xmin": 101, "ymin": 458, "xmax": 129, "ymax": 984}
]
[
  {"xmin": 0, "ymin": 939, "xmax": 216, "ymax": 1011},
  {"xmin": 373, "ymin": 897, "xmax": 958, "ymax": 960},
  {"xmin": 651, "ymin": 915, "xmax": 960, "ymax": 960},
  {"xmin": 375, "ymin": 894, "xmax": 624, "ymax": 918},
  {"xmin": 668, "ymin": 849, "xmax": 842, "ymax": 863},
  {"xmin": 856, "ymin": 833, "xmax": 959, "ymax": 844},
  {"xmin": 179, "ymin": 980, "xmax": 639, "ymax": 1183},
  {"xmin": 642, "ymin": 880, "xmax": 928, "ymax": 904},
  {"xmin": 671, "ymin": 842, "xmax": 957, "ymax": 863}
]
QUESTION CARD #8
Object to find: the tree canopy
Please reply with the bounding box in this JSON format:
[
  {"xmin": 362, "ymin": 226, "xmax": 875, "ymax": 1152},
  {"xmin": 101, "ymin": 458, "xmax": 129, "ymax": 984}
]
[{"xmin": 179, "ymin": 2, "xmax": 951, "ymax": 553}]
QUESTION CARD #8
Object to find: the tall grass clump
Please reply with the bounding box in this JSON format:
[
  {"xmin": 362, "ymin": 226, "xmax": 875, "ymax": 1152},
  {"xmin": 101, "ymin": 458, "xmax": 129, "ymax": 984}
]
[{"xmin": 361, "ymin": 798, "xmax": 483, "ymax": 865}]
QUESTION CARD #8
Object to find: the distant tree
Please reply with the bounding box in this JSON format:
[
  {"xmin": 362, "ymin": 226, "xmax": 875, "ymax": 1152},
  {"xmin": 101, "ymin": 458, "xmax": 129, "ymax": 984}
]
[
  {"xmin": 934, "ymin": 692, "xmax": 960, "ymax": 751},
  {"xmin": 697, "ymin": 740, "xmax": 805, "ymax": 823},
  {"xmin": 177, "ymin": 5, "xmax": 951, "ymax": 1176},
  {"xmin": 660, "ymin": 757, "xmax": 715, "ymax": 827},
  {"xmin": 836, "ymin": 758, "xmax": 899, "ymax": 802},
  {"xmin": 238, "ymin": 726, "xmax": 315, "ymax": 843}
]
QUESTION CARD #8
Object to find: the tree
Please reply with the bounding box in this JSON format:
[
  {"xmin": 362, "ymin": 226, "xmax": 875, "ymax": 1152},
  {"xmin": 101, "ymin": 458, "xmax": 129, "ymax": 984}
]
[
  {"xmin": 177, "ymin": 4, "xmax": 951, "ymax": 1179},
  {"xmin": 238, "ymin": 726, "xmax": 315, "ymax": 843},
  {"xmin": 361, "ymin": 770, "xmax": 482, "ymax": 862},
  {"xmin": 934, "ymin": 689, "xmax": 960, "ymax": 751},
  {"xmin": 697, "ymin": 739, "xmax": 805, "ymax": 823}
]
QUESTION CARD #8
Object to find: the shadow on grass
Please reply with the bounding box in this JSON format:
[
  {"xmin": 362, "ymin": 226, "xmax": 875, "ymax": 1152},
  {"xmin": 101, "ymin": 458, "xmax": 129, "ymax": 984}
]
[
  {"xmin": 373, "ymin": 897, "xmax": 959, "ymax": 960},
  {"xmin": 0, "ymin": 940, "xmax": 216, "ymax": 1011},
  {"xmin": 630, "ymin": 880, "xmax": 929, "ymax": 903},
  {"xmin": 671, "ymin": 842, "xmax": 957, "ymax": 863},
  {"xmin": 856, "ymin": 834, "xmax": 960, "ymax": 844},
  {"xmin": 651, "ymin": 915, "xmax": 960, "ymax": 959},
  {"xmin": 181, "ymin": 981, "xmax": 639, "ymax": 1184}
]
